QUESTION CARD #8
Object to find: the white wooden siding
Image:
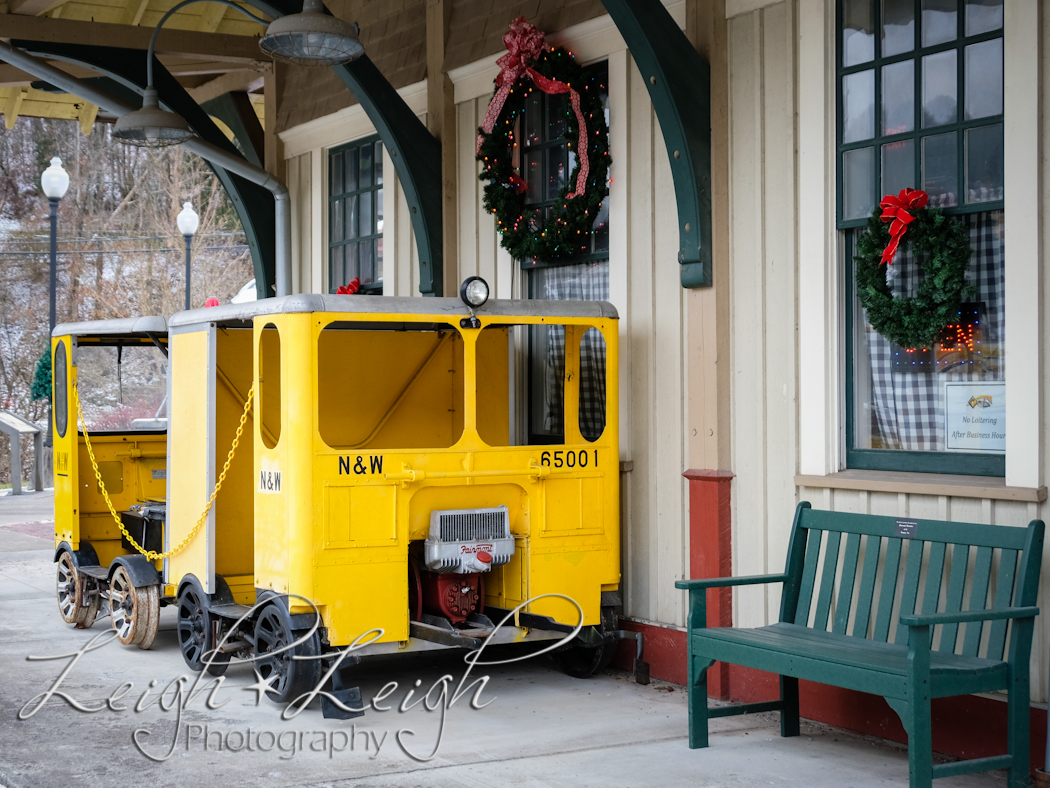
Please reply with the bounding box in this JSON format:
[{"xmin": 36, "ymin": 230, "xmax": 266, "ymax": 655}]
[
  {"xmin": 286, "ymin": 152, "xmax": 313, "ymax": 294},
  {"xmin": 728, "ymin": 1, "xmax": 800, "ymax": 630},
  {"xmin": 455, "ymin": 98, "xmax": 517, "ymax": 299}
]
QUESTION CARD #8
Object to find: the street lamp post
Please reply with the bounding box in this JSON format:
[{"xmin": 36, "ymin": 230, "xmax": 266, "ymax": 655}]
[
  {"xmin": 177, "ymin": 202, "xmax": 199, "ymax": 310},
  {"xmin": 40, "ymin": 157, "xmax": 69, "ymax": 334},
  {"xmin": 40, "ymin": 156, "xmax": 69, "ymax": 453}
]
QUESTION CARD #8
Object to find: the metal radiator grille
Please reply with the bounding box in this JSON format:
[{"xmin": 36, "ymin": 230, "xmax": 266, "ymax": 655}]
[{"xmin": 438, "ymin": 510, "xmax": 508, "ymax": 542}]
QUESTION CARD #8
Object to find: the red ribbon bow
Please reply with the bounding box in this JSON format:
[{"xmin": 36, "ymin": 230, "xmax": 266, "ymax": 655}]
[
  {"xmin": 336, "ymin": 277, "xmax": 360, "ymax": 295},
  {"xmin": 879, "ymin": 188, "xmax": 928, "ymax": 265},
  {"xmin": 476, "ymin": 17, "xmax": 591, "ymax": 199},
  {"xmin": 508, "ymin": 174, "xmax": 528, "ymax": 195}
]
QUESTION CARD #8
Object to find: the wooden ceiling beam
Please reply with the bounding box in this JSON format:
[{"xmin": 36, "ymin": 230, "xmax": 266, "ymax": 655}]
[
  {"xmin": 186, "ymin": 66, "xmax": 261, "ymax": 102},
  {"xmin": 2, "ymin": 86, "xmax": 26, "ymax": 128},
  {"xmin": 0, "ymin": 59, "xmax": 97, "ymax": 85},
  {"xmin": 8, "ymin": 0, "xmax": 60, "ymax": 16},
  {"xmin": 197, "ymin": 3, "xmax": 228, "ymax": 33},
  {"xmin": 0, "ymin": 14, "xmax": 267, "ymax": 62},
  {"xmin": 119, "ymin": 0, "xmax": 150, "ymax": 27}
]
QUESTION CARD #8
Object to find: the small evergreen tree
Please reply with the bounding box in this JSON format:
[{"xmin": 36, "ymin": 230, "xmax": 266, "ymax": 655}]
[{"xmin": 30, "ymin": 349, "xmax": 50, "ymax": 402}]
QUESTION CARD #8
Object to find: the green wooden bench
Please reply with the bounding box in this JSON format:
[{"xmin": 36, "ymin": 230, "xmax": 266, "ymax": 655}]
[{"xmin": 675, "ymin": 502, "xmax": 1043, "ymax": 788}]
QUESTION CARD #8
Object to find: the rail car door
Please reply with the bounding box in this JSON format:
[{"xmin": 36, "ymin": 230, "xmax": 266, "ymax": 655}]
[
  {"xmin": 52, "ymin": 335, "xmax": 79, "ymax": 550},
  {"xmin": 167, "ymin": 323, "xmax": 217, "ymax": 592}
]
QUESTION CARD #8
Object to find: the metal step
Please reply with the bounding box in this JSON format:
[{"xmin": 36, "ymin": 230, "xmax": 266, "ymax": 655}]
[
  {"xmin": 409, "ymin": 621, "xmax": 481, "ymax": 649},
  {"xmin": 209, "ymin": 603, "xmax": 255, "ymax": 621},
  {"xmin": 78, "ymin": 565, "xmax": 109, "ymax": 581}
]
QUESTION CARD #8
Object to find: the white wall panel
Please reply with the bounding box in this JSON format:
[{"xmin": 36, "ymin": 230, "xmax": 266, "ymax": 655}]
[{"xmin": 727, "ymin": 2, "xmax": 799, "ymax": 628}]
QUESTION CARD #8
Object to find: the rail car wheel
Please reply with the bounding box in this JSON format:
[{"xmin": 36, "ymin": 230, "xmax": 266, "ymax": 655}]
[
  {"xmin": 177, "ymin": 579, "xmax": 228, "ymax": 676},
  {"xmin": 109, "ymin": 566, "xmax": 159, "ymax": 649},
  {"xmin": 553, "ymin": 607, "xmax": 618, "ymax": 678},
  {"xmin": 408, "ymin": 556, "xmax": 423, "ymax": 622},
  {"xmin": 553, "ymin": 639, "xmax": 617, "ymax": 678},
  {"xmin": 254, "ymin": 603, "xmax": 321, "ymax": 705},
  {"xmin": 56, "ymin": 551, "xmax": 98, "ymax": 627}
]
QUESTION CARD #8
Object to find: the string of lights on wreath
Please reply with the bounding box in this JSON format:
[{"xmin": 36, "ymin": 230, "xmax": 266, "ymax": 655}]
[
  {"xmin": 854, "ymin": 188, "xmax": 976, "ymax": 351},
  {"xmin": 476, "ymin": 17, "xmax": 611, "ymax": 263}
]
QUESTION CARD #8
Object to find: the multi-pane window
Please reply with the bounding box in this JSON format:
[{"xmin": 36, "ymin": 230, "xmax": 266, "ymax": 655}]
[
  {"xmin": 521, "ymin": 62, "xmax": 610, "ymax": 268},
  {"xmin": 839, "ymin": 0, "xmax": 1006, "ymax": 476},
  {"xmin": 329, "ymin": 137, "xmax": 383, "ymax": 293},
  {"xmin": 525, "ymin": 62, "xmax": 610, "ymax": 444},
  {"xmin": 839, "ymin": 0, "xmax": 1003, "ymax": 221}
]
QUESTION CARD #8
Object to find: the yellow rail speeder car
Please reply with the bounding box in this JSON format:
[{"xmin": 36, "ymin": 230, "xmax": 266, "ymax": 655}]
[{"xmin": 52, "ymin": 280, "xmax": 625, "ymax": 703}]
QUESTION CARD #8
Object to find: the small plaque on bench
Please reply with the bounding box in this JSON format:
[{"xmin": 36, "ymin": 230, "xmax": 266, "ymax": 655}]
[{"xmin": 895, "ymin": 519, "xmax": 917, "ymax": 538}]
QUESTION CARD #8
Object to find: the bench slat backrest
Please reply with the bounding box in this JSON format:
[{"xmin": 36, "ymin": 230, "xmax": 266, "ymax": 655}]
[{"xmin": 781, "ymin": 504, "xmax": 1043, "ymax": 662}]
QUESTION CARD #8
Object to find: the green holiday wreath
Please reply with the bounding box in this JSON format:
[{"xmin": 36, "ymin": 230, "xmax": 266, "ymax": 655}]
[
  {"xmin": 476, "ymin": 18, "xmax": 611, "ymax": 263},
  {"xmin": 854, "ymin": 189, "xmax": 975, "ymax": 349}
]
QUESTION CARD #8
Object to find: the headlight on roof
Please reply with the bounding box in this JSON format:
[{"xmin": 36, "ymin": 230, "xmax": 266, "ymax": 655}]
[{"xmin": 460, "ymin": 276, "xmax": 490, "ymax": 309}]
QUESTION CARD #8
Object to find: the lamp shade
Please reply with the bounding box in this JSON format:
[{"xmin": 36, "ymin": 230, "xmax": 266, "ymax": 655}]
[
  {"xmin": 41, "ymin": 157, "xmax": 70, "ymax": 200},
  {"xmin": 259, "ymin": 0, "xmax": 364, "ymax": 66},
  {"xmin": 113, "ymin": 88, "xmax": 194, "ymax": 148},
  {"xmin": 177, "ymin": 202, "xmax": 199, "ymax": 236}
]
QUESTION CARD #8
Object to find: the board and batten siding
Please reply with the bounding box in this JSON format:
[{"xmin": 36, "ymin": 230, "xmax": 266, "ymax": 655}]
[
  {"xmin": 727, "ymin": 0, "xmax": 1050, "ymax": 704},
  {"xmin": 727, "ymin": 0, "xmax": 800, "ymax": 634},
  {"xmin": 452, "ymin": 37, "xmax": 692, "ymax": 629}
]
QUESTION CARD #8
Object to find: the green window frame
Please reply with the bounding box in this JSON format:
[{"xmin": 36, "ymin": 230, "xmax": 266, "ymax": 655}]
[
  {"xmin": 329, "ymin": 136, "xmax": 383, "ymax": 294},
  {"xmin": 838, "ymin": 0, "xmax": 1005, "ymax": 476}
]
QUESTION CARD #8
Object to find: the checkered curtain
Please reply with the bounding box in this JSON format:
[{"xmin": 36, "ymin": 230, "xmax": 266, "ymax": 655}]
[
  {"xmin": 861, "ymin": 211, "xmax": 1004, "ymax": 451},
  {"xmin": 536, "ymin": 262, "xmax": 610, "ymax": 440}
]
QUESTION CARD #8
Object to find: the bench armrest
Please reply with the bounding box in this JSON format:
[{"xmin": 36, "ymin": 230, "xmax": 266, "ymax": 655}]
[
  {"xmin": 675, "ymin": 573, "xmax": 789, "ymax": 591},
  {"xmin": 899, "ymin": 606, "xmax": 1039, "ymax": 628}
]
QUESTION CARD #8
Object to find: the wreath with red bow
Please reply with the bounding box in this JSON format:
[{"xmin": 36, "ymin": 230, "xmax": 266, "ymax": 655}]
[
  {"xmin": 854, "ymin": 188, "xmax": 975, "ymax": 349},
  {"xmin": 476, "ymin": 17, "xmax": 611, "ymax": 263}
]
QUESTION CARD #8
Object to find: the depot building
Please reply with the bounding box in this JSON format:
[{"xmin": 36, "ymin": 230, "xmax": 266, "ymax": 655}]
[{"xmin": 0, "ymin": 0, "xmax": 1045, "ymax": 769}]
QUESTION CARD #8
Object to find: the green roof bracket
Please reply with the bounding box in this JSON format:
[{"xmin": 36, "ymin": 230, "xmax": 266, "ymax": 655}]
[
  {"xmin": 201, "ymin": 91, "xmax": 266, "ymax": 169},
  {"xmin": 245, "ymin": 0, "xmax": 444, "ymax": 296},
  {"xmin": 600, "ymin": 0, "xmax": 712, "ymax": 288}
]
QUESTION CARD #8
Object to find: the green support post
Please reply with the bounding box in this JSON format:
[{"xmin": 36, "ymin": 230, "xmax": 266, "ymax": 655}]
[{"xmin": 600, "ymin": 0, "xmax": 712, "ymax": 288}]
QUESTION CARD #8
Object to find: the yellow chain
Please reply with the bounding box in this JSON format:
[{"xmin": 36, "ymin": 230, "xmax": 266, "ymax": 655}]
[{"xmin": 72, "ymin": 382, "xmax": 255, "ymax": 562}]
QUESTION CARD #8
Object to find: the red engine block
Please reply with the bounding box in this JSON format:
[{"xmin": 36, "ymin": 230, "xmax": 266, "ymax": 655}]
[{"xmin": 420, "ymin": 571, "xmax": 483, "ymax": 624}]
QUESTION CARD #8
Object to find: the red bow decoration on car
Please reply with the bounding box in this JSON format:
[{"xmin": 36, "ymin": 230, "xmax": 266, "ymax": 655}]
[
  {"xmin": 336, "ymin": 277, "xmax": 360, "ymax": 295},
  {"xmin": 879, "ymin": 188, "xmax": 928, "ymax": 265}
]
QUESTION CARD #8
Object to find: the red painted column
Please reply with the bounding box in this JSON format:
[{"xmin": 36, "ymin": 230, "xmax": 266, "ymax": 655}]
[{"xmin": 682, "ymin": 468, "xmax": 734, "ymax": 699}]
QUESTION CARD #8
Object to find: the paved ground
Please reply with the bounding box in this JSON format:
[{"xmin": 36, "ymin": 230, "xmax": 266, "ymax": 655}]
[{"xmin": 0, "ymin": 491, "xmax": 1006, "ymax": 788}]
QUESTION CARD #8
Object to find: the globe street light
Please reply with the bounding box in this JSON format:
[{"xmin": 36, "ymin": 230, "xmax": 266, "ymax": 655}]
[
  {"xmin": 41, "ymin": 156, "xmax": 69, "ymax": 335},
  {"xmin": 176, "ymin": 201, "xmax": 199, "ymax": 310}
]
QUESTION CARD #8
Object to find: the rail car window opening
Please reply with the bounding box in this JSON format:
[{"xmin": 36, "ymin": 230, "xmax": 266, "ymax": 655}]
[
  {"xmin": 54, "ymin": 341, "xmax": 68, "ymax": 438},
  {"xmin": 73, "ymin": 342, "xmax": 167, "ymax": 433},
  {"xmin": 212, "ymin": 326, "xmax": 257, "ymax": 600},
  {"xmin": 316, "ymin": 322, "xmax": 464, "ymax": 450},
  {"xmin": 259, "ymin": 324, "xmax": 282, "ymax": 449},
  {"xmin": 577, "ymin": 327, "xmax": 607, "ymax": 442},
  {"xmin": 477, "ymin": 321, "xmax": 606, "ymax": 446},
  {"xmin": 527, "ymin": 262, "xmax": 610, "ymax": 444}
]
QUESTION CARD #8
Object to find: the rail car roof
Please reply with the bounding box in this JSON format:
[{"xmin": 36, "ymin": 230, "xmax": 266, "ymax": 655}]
[
  {"xmin": 52, "ymin": 315, "xmax": 168, "ymax": 339},
  {"xmin": 167, "ymin": 294, "xmax": 618, "ymax": 329}
]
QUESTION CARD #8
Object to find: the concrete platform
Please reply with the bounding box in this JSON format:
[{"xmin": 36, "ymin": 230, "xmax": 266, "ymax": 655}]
[{"xmin": 0, "ymin": 492, "xmax": 1006, "ymax": 788}]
